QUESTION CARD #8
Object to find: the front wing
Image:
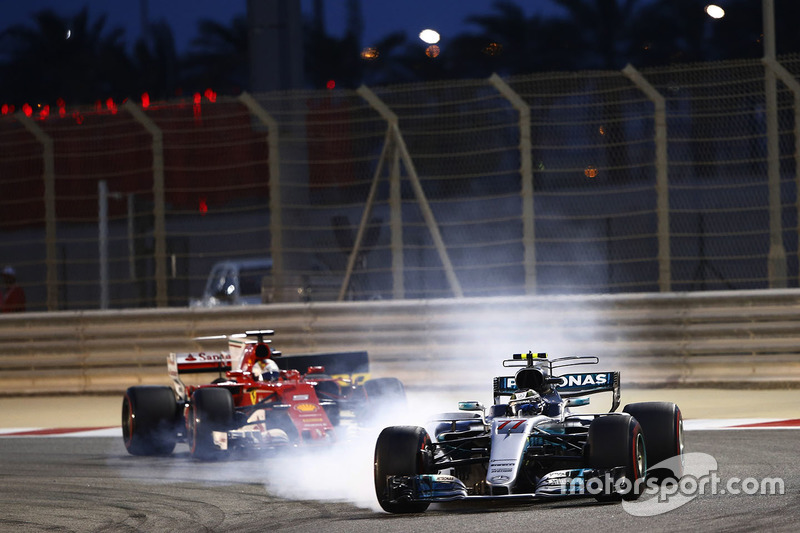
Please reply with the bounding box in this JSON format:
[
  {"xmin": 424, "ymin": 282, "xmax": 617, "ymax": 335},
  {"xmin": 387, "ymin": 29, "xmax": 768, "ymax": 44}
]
[{"xmin": 383, "ymin": 467, "xmax": 625, "ymax": 504}]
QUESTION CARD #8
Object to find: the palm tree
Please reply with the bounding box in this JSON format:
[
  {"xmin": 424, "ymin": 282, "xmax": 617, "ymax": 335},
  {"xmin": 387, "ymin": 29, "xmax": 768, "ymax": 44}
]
[
  {"xmin": 553, "ymin": 0, "xmax": 642, "ymax": 70},
  {"xmin": 453, "ymin": 1, "xmax": 576, "ymax": 76},
  {"xmin": 629, "ymin": 0, "xmax": 724, "ymax": 67},
  {"xmin": 183, "ymin": 16, "xmax": 248, "ymax": 95},
  {"xmin": 359, "ymin": 31, "xmax": 409, "ymax": 86},
  {"xmin": 304, "ymin": 0, "xmax": 366, "ymax": 89},
  {"xmin": 131, "ymin": 19, "xmax": 182, "ymax": 101},
  {"xmin": 0, "ymin": 8, "xmax": 132, "ymax": 107},
  {"xmin": 546, "ymin": 0, "xmax": 647, "ymax": 186}
]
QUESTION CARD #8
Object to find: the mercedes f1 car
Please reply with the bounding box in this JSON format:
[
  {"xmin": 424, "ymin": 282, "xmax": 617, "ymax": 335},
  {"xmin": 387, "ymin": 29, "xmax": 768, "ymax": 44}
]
[
  {"xmin": 374, "ymin": 352, "xmax": 684, "ymax": 513},
  {"xmin": 122, "ymin": 330, "xmax": 405, "ymax": 459}
]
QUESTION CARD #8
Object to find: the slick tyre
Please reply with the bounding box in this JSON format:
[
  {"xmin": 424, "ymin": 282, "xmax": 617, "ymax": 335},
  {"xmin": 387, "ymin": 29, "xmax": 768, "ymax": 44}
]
[
  {"xmin": 374, "ymin": 426, "xmax": 433, "ymax": 513},
  {"xmin": 588, "ymin": 414, "xmax": 646, "ymax": 501},
  {"xmin": 122, "ymin": 386, "xmax": 179, "ymax": 456},
  {"xmin": 623, "ymin": 402, "xmax": 684, "ymax": 481},
  {"xmin": 187, "ymin": 387, "xmax": 234, "ymax": 460}
]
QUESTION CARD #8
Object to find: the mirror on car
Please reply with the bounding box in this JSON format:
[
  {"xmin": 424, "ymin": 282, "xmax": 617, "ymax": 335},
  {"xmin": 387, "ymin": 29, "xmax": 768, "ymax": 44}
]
[{"xmin": 458, "ymin": 401, "xmax": 485, "ymax": 411}]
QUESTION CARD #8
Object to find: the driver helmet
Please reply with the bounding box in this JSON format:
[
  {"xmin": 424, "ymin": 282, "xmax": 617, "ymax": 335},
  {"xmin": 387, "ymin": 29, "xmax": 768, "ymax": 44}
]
[
  {"xmin": 253, "ymin": 357, "xmax": 280, "ymax": 381},
  {"xmin": 253, "ymin": 344, "xmax": 280, "ymax": 381},
  {"xmin": 510, "ymin": 389, "xmax": 544, "ymax": 417}
]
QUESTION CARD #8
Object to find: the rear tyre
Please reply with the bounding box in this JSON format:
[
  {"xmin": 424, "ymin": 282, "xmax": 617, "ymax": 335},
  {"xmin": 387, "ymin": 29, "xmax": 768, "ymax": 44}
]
[
  {"xmin": 623, "ymin": 402, "xmax": 684, "ymax": 481},
  {"xmin": 374, "ymin": 426, "xmax": 433, "ymax": 513},
  {"xmin": 187, "ymin": 387, "xmax": 234, "ymax": 460},
  {"xmin": 588, "ymin": 414, "xmax": 646, "ymax": 501},
  {"xmin": 122, "ymin": 386, "xmax": 179, "ymax": 456}
]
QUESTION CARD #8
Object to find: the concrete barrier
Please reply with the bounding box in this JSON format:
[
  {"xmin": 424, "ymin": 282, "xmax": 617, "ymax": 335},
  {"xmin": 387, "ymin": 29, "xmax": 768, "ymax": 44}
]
[{"xmin": 1, "ymin": 289, "xmax": 800, "ymax": 394}]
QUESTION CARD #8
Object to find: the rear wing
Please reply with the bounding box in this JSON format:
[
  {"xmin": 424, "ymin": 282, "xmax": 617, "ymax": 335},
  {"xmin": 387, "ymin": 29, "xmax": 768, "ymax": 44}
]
[
  {"xmin": 169, "ymin": 351, "xmax": 232, "ymax": 374},
  {"xmin": 166, "ymin": 349, "xmax": 371, "ymax": 401},
  {"xmin": 556, "ymin": 371, "xmax": 621, "ymax": 412},
  {"xmin": 168, "ymin": 330, "xmax": 277, "ymax": 375},
  {"xmin": 167, "ymin": 350, "xmax": 370, "ymax": 376},
  {"xmin": 493, "ymin": 371, "xmax": 621, "ymax": 412}
]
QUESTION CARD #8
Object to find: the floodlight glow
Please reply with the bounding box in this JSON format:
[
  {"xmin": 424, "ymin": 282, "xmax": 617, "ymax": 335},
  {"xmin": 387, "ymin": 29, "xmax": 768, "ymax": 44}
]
[
  {"xmin": 705, "ymin": 5, "xmax": 725, "ymax": 19},
  {"xmin": 419, "ymin": 29, "xmax": 440, "ymax": 44}
]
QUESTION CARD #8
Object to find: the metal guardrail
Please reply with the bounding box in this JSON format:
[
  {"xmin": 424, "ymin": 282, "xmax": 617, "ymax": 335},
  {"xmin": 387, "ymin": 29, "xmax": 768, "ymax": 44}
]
[{"xmin": 1, "ymin": 289, "xmax": 800, "ymax": 395}]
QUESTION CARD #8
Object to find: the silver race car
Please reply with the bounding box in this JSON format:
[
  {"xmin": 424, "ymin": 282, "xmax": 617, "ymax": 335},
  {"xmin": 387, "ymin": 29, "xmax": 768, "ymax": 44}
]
[{"xmin": 374, "ymin": 352, "xmax": 684, "ymax": 513}]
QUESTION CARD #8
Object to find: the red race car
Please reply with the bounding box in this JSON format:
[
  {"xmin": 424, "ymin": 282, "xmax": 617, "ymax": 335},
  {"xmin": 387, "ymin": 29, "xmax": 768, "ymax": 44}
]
[{"xmin": 122, "ymin": 330, "xmax": 399, "ymax": 459}]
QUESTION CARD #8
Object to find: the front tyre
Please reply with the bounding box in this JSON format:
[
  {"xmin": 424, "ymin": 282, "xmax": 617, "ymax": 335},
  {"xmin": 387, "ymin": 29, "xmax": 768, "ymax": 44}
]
[
  {"xmin": 122, "ymin": 386, "xmax": 179, "ymax": 456},
  {"xmin": 623, "ymin": 402, "xmax": 684, "ymax": 481},
  {"xmin": 588, "ymin": 414, "xmax": 646, "ymax": 501},
  {"xmin": 186, "ymin": 387, "xmax": 234, "ymax": 460},
  {"xmin": 374, "ymin": 426, "xmax": 433, "ymax": 513}
]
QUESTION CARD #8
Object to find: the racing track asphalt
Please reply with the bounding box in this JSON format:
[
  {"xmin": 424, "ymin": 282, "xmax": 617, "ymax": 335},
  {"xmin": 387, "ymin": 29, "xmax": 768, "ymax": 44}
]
[
  {"xmin": 0, "ymin": 429, "xmax": 798, "ymax": 531},
  {"xmin": 0, "ymin": 388, "xmax": 798, "ymax": 532}
]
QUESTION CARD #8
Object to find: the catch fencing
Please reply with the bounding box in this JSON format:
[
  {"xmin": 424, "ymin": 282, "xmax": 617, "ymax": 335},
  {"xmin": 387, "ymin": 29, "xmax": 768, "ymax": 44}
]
[
  {"xmin": 1, "ymin": 288, "xmax": 799, "ymax": 395},
  {"xmin": 4, "ymin": 55, "xmax": 800, "ymax": 310}
]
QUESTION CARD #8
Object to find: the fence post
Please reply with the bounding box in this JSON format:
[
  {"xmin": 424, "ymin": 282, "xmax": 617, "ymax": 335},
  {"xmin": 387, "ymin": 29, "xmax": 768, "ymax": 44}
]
[
  {"xmin": 16, "ymin": 112, "xmax": 58, "ymax": 310},
  {"xmin": 348, "ymin": 87, "xmax": 404, "ymax": 300},
  {"xmin": 389, "ymin": 133, "xmax": 405, "ymax": 299},
  {"xmin": 489, "ymin": 73, "xmax": 536, "ymax": 294},
  {"xmin": 337, "ymin": 126, "xmax": 393, "ymax": 301},
  {"xmin": 123, "ymin": 101, "xmax": 168, "ymax": 307},
  {"xmin": 237, "ymin": 93, "xmax": 284, "ymax": 300},
  {"xmin": 357, "ymin": 85, "xmax": 464, "ymax": 298},
  {"xmin": 763, "ymin": 57, "xmax": 800, "ymax": 284},
  {"xmin": 98, "ymin": 180, "xmax": 110, "ymax": 309},
  {"xmin": 763, "ymin": 0, "xmax": 788, "ymax": 288},
  {"xmin": 622, "ymin": 64, "xmax": 671, "ymax": 292}
]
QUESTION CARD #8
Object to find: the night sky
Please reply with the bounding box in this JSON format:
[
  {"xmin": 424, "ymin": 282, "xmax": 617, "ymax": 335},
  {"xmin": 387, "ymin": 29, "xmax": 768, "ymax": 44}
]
[{"xmin": 3, "ymin": 0, "xmax": 562, "ymax": 53}]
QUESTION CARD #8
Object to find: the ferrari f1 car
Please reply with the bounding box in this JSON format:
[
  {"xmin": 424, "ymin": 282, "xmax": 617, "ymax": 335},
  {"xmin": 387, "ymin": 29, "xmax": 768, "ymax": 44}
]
[
  {"xmin": 374, "ymin": 352, "xmax": 684, "ymax": 513},
  {"xmin": 122, "ymin": 330, "xmax": 405, "ymax": 458}
]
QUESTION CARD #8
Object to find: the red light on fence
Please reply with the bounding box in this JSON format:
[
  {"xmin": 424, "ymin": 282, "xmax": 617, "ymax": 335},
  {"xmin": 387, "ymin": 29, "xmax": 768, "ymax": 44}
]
[
  {"xmin": 204, "ymin": 88, "xmax": 217, "ymax": 102},
  {"xmin": 198, "ymin": 197, "xmax": 208, "ymax": 216},
  {"xmin": 106, "ymin": 98, "xmax": 118, "ymax": 114},
  {"xmin": 141, "ymin": 92, "xmax": 150, "ymax": 108},
  {"xmin": 73, "ymin": 111, "xmax": 84, "ymax": 125},
  {"xmin": 326, "ymin": 79, "xmax": 336, "ymax": 90},
  {"xmin": 22, "ymin": 103, "xmax": 32, "ymax": 117},
  {"xmin": 59, "ymin": 106, "xmax": 66, "ymax": 118},
  {"xmin": 39, "ymin": 104, "xmax": 50, "ymax": 119},
  {"xmin": 1, "ymin": 104, "xmax": 7, "ymax": 115},
  {"xmin": 193, "ymin": 92, "xmax": 202, "ymax": 124}
]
